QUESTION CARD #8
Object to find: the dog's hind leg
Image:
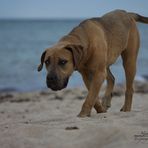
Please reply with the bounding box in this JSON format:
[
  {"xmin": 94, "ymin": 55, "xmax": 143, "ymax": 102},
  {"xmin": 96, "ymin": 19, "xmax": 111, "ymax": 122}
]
[
  {"xmin": 120, "ymin": 25, "xmax": 139, "ymax": 111},
  {"xmin": 120, "ymin": 50, "xmax": 137, "ymax": 111},
  {"xmin": 102, "ymin": 67, "xmax": 115, "ymax": 110}
]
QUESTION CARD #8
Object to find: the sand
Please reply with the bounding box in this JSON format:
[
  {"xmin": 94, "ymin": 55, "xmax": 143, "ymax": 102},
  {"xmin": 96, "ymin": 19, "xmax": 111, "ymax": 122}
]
[{"xmin": 0, "ymin": 84, "xmax": 148, "ymax": 148}]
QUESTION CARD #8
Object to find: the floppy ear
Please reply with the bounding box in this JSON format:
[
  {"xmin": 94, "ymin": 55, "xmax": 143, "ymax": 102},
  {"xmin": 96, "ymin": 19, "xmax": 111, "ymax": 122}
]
[
  {"xmin": 38, "ymin": 51, "xmax": 46, "ymax": 72},
  {"xmin": 65, "ymin": 44, "xmax": 84, "ymax": 70}
]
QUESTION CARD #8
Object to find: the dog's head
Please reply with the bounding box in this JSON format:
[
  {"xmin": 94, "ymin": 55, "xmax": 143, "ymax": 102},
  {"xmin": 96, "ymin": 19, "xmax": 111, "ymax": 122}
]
[{"xmin": 38, "ymin": 44, "xmax": 84, "ymax": 91}]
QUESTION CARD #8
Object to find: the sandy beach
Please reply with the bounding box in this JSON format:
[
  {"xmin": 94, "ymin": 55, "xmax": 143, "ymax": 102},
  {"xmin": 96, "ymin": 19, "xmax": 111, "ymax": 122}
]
[{"xmin": 0, "ymin": 82, "xmax": 148, "ymax": 148}]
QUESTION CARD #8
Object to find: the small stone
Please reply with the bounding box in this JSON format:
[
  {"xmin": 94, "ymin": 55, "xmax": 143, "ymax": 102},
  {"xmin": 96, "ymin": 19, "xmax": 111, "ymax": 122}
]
[{"xmin": 65, "ymin": 126, "xmax": 79, "ymax": 130}]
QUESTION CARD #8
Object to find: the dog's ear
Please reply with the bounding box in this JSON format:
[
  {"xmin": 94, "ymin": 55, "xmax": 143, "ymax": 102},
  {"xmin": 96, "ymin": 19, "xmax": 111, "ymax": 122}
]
[
  {"xmin": 65, "ymin": 44, "xmax": 84, "ymax": 70},
  {"xmin": 38, "ymin": 51, "xmax": 46, "ymax": 72}
]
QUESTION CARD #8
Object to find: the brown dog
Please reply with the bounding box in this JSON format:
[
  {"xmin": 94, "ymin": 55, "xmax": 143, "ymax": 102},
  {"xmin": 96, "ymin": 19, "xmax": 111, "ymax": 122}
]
[{"xmin": 38, "ymin": 10, "xmax": 148, "ymax": 117}]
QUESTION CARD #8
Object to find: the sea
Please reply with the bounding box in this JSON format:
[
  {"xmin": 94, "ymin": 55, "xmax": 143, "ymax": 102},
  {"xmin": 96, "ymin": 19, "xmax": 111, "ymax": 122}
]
[{"xmin": 0, "ymin": 19, "xmax": 148, "ymax": 92}]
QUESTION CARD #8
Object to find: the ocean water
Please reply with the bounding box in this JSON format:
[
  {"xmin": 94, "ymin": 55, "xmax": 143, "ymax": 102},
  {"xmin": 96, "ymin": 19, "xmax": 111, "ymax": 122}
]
[{"xmin": 0, "ymin": 19, "xmax": 148, "ymax": 92}]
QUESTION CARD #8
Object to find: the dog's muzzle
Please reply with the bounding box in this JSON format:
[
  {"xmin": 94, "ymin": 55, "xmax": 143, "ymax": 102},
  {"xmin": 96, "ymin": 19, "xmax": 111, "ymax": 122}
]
[{"xmin": 46, "ymin": 75, "xmax": 69, "ymax": 91}]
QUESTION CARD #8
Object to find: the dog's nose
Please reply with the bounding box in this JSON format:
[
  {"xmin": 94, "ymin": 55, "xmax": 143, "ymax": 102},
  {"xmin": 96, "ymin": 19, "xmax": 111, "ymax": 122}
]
[{"xmin": 47, "ymin": 75, "xmax": 58, "ymax": 82}]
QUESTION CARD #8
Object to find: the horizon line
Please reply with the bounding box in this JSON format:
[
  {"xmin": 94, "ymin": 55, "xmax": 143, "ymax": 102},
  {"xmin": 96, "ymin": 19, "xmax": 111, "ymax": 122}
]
[{"xmin": 0, "ymin": 17, "xmax": 87, "ymax": 21}]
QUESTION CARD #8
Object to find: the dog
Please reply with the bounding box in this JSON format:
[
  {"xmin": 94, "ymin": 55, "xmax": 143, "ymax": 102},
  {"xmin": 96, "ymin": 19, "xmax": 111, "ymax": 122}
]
[{"xmin": 38, "ymin": 10, "xmax": 148, "ymax": 117}]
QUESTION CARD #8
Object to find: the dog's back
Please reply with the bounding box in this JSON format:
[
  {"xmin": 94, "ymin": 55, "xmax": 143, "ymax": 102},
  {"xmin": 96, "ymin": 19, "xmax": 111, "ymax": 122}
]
[
  {"xmin": 87, "ymin": 10, "xmax": 134, "ymax": 65},
  {"xmin": 82, "ymin": 10, "xmax": 148, "ymax": 65}
]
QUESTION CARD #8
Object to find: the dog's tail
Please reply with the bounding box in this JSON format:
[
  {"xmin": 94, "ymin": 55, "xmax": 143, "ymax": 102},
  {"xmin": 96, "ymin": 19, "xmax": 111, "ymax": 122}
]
[{"xmin": 128, "ymin": 12, "xmax": 148, "ymax": 24}]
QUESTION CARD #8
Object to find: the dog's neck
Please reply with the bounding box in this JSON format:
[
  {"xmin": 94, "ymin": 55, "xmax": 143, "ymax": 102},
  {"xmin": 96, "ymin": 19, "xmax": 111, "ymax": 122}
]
[
  {"xmin": 59, "ymin": 25, "xmax": 89, "ymax": 48},
  {"xmin": 59, "ymin": 35, "xmax": 83, "ymax": 47}
]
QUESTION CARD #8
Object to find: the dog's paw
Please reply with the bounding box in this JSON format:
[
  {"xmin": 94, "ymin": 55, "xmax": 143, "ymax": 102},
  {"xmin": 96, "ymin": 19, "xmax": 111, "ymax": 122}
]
[
  {"xmin": 120, "ymin": 105, "xmax": 131, "ymax": 112},
  {"xmin": 95, "ymin": 105, "xmax": 107, "ymax": 113},
  {"xmin": 102, "ymin": 96, "xmax": 111, "ymax": 110},
  {"xmin": 120, "ymin": 105, "xmax": 124, "ymax": 111},
  {"xmin": 102, "ymin": 101, "xmax": 109, "ymax": 111},
  {"xmin": 77, "ymin": 111, "xmax": 91, "ymax": 118},
  {"xmin": 98, "ymin": 108, "xmax": 107, "ymax": 113}
]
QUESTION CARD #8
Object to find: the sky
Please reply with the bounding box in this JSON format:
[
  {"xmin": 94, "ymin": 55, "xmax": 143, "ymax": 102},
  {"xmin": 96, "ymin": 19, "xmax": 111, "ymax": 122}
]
[{"xmin": 0, "ymin": 0, "xmax": 148, "ymax": 19}]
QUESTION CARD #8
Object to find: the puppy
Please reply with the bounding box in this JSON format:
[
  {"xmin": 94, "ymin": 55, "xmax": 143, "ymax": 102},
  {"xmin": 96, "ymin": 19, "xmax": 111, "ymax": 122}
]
[{"xmin": 38, "ymin": 10, "xmax": 148, "ymax": 117}]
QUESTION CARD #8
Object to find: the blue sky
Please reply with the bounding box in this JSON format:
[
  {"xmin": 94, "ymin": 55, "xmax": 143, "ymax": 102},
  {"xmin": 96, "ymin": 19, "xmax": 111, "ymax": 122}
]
[{"xmin": 0, "ymin": 0, "xmax": 148, "ymax": 19}]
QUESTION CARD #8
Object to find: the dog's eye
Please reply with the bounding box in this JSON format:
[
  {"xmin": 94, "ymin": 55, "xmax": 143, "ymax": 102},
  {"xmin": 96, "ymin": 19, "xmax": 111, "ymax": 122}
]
[
  {"xmin": 58, "ymin": 59, "xmax": 68, "ymax": 66},
  {"xmin": 45, "ymin": 60, "xmax": 50, "ymax": 65}
]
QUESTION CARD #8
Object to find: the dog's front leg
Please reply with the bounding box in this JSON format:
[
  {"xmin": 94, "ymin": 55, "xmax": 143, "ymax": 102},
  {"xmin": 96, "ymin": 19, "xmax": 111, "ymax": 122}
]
[
  {"xmin": 81, "ymin": 70, "xmax": 106, "ymax": 114},
  {"xmin": 78, "ymin": 70, "xmax": 106, "ymax": 117}
]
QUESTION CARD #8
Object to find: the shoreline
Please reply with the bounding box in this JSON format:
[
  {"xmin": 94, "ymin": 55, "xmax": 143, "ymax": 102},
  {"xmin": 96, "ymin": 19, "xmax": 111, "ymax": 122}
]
[
  {"xmin": 0, "ymin": 76, "xmax": 148, "ymax": 94},
  {"xmin": 0, "ymin": 74, "xmax": 148, "ymax": 93},
  {"xmin": 0, "ymin": 81, "xmax": 148, "ymax": 105}
]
